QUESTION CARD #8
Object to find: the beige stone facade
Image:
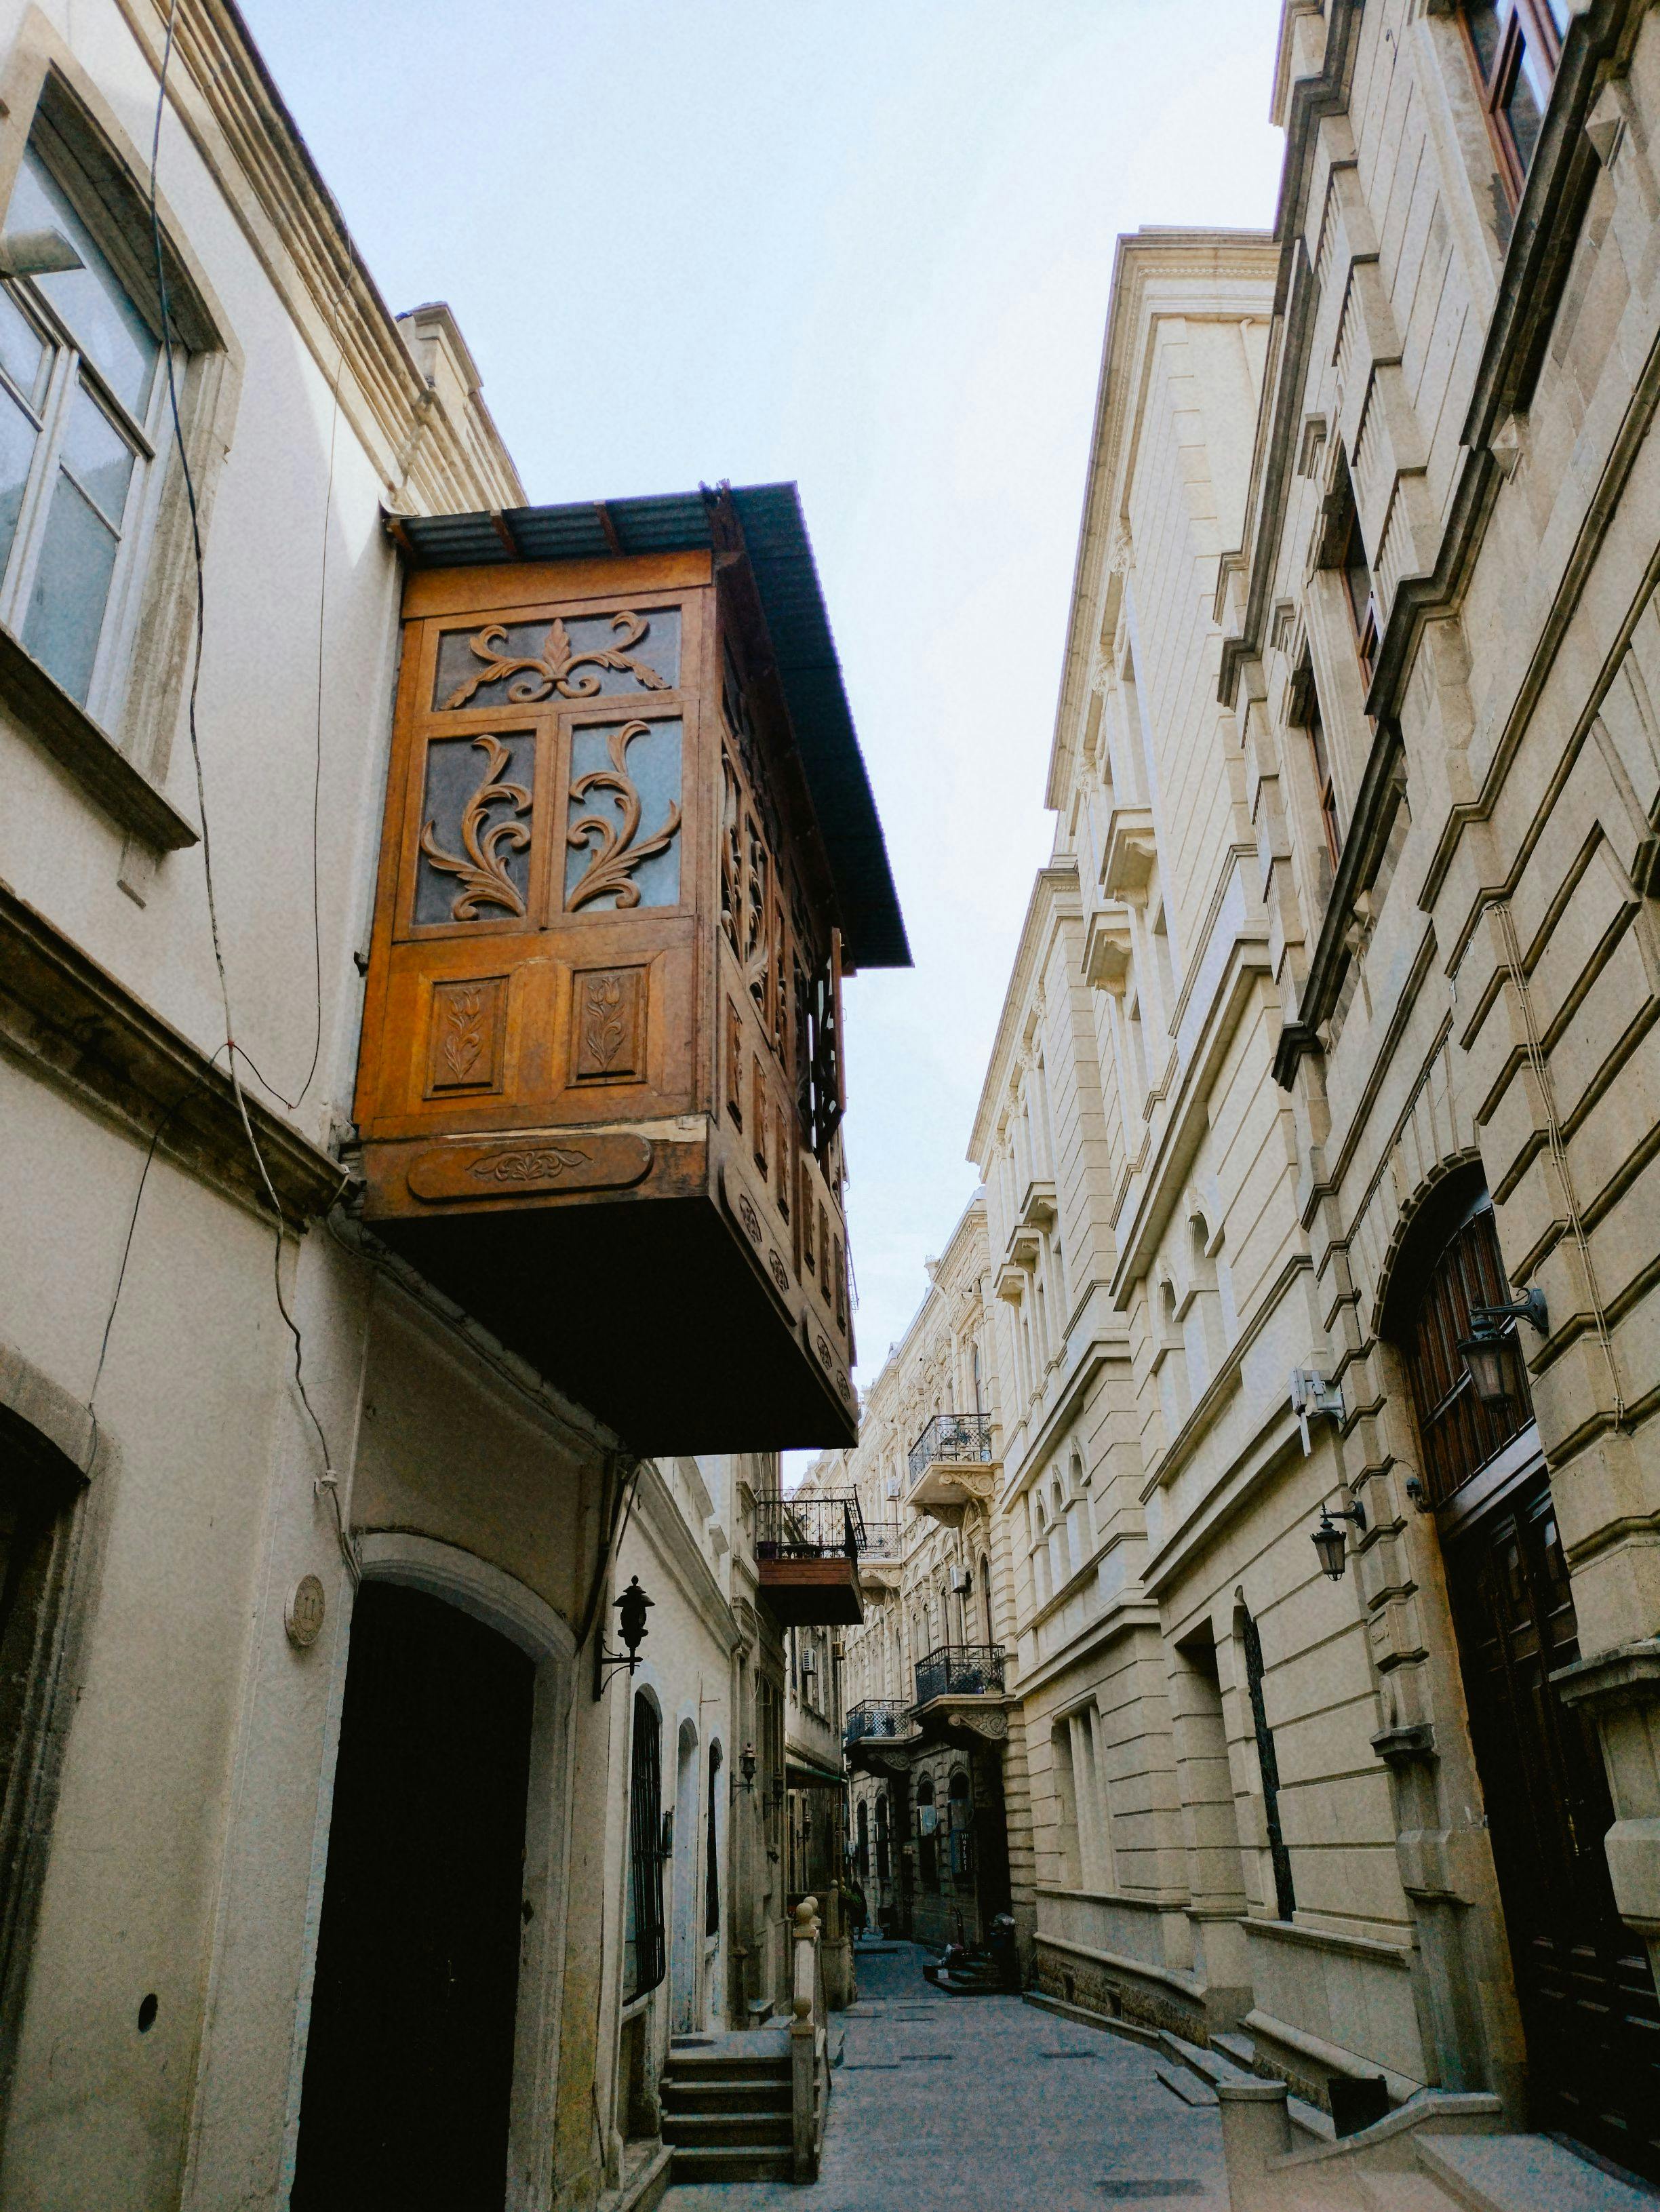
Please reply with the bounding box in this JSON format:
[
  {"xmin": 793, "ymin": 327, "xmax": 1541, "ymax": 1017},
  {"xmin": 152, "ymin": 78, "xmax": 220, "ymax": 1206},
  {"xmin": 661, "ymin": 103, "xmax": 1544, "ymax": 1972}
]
[
  {"xmin": 831, "ymin": 0, "xmax": 1660, "ymax": 2181},
  {"xmin": 0, "ymin": 4, "xmax": 872, "ymax": 2207},
  {"xmin": 809, "ymin": 1196, "xmax": 1029, "ymax": 1954}
]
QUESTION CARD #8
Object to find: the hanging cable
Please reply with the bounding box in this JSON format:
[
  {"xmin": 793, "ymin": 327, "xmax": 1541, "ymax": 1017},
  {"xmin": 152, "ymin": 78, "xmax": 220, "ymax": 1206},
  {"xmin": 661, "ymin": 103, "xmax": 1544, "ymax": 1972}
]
[{"xmin": 146, "ymin": 1, "xmax": 354, "ymax": 1582}]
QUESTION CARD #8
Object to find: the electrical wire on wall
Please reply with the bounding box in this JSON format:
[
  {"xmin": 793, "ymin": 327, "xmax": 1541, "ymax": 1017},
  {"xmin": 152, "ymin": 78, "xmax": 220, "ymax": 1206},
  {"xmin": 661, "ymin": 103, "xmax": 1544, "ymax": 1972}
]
[{"xmin": 101, "ymin": 0, "xmax": 360, "ymax": 1584}]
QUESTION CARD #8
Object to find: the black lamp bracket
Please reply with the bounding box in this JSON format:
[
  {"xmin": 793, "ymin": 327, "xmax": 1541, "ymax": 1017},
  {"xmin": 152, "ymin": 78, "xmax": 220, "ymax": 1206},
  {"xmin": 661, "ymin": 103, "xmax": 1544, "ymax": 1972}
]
[
  {"xmin": 1471, "ymin": 1288, "xmax": 1547, "ymax": 1335},
  {"xmin": 1320, "ymin": 1499, "xmax": 1367, "ymax": 1533}
]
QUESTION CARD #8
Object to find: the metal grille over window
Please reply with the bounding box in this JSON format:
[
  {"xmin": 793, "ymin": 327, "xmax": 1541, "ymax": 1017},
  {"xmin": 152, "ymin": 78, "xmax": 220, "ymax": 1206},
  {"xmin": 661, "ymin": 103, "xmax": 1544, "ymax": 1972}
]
[
  {"xmin": 1239, "ymin": 1606, "xmax": 1296, "ymax": 1924},
  {"xmin": 625, "ymin": 1693, "xmax": 665, "ymax": 2000}
]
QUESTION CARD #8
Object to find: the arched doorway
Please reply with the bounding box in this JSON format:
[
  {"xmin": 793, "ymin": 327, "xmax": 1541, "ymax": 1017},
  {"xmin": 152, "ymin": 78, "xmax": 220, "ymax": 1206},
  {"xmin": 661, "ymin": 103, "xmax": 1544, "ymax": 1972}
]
[
  {"xmin": 669, "ymin": 1718, "xmax": 700, "ymax": 2034},
  {"xmin": 292, "ymin": 1581, "xmax": 536, "ymax": 2211},
  {"xmin": 1394, "ymin": 1181, "xmax": 1660, "ymax": 2176}
]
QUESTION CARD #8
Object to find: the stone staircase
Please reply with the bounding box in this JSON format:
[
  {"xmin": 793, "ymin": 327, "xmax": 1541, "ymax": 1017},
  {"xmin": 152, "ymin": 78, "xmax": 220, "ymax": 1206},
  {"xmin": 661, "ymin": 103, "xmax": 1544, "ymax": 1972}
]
[
  {"xmin": 658, "ymin": 2030, "xmax": 793, "ymax": 2186},
  {"xmin": 1026, "ymin": 1992, "xmax": 1659, "ymax": 2211}
]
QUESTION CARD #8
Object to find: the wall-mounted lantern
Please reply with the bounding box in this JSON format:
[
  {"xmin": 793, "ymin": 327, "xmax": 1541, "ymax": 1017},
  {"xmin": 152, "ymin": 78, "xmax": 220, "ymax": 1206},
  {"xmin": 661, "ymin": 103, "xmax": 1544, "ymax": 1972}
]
[
  {"xmin": 739, "ymin": 1743, "xmax": 758, "ymax": 1793},
  {"xmin": 1311, "ymin": 1496, "xmax": 1367, "ymax": 1582},
  {"xmin": 595, "ymin": 1575, "xmax": 653, "ymax": 1693},
  {"xmin": 1458, "ymin": 1288, "xmax": 1547, "ymax": 1408}
]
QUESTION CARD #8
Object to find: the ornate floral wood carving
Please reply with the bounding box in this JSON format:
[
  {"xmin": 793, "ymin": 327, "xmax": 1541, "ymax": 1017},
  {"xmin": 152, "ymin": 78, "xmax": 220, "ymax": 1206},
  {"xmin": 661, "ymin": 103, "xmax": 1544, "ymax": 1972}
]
[
  {"xmin": 443, "ymin": 610, "xmax": 671, "ymax": 709},
  {"xmin": 406, "ymin": 1130, "xmax": 653, "ymax": 1201},
  {"xmin": 572, "ymin": 966, "xmax": 647, "ymax": 1083},
  {"xmin": 427, "ymin": 975, "xmax": 507, "ymax": 1094},
  {"xmin": 419, "ymin": 734, "xmax": 532, "ymax": 921},
  {"xmin": 473, "ymin": 1144, "xmax": 593, "ymax": 1183},
  {"xmin": 566, "ymin": 721, "xmax": 682, "ymax": 911}
]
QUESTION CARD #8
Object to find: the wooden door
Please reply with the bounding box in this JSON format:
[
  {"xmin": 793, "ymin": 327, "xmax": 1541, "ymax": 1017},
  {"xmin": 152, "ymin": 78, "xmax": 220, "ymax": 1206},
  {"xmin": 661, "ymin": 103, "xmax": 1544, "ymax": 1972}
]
[
  {"xmin": 292, "ymin": 1583, "xmax": 534, "ymax": 2212},
  {"xmin": 1444, "ymin": 1482, "xmax": 1660, "ymax": 2177},
  {"xmin": 1400, "ymin": 1193, "xmax": 1660, "ymax": 2175}
]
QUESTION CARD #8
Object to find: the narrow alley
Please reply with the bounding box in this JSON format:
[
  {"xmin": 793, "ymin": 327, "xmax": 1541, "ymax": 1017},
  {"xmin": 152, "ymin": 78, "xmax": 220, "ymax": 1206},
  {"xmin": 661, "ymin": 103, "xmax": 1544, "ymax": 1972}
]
[{"xmin": 661, "ymin": 1946, "xmax": 1226, "ymax": 2212}]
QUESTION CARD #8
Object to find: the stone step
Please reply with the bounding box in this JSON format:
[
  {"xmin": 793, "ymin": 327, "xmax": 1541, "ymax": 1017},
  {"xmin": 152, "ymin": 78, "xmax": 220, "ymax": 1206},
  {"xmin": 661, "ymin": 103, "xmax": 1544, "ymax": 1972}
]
[
  {"xmin": 660, "ymin": 2047, "xmax": 790, "ymax": 2084},
  {"xmin": 1154, "ymin": 2060, "xmax": 1217, "ymax": 2108},
  {"xmin": 1417, "ymin": 2134, "xmax": 1659, "ymax": 2212},
  {"xmin": 669, "ymin": 2144, "xmax": 795, "ymax": 2186},
  {"xmin": 660, "ymin": 2076, "xmax": 791, "ymax": 2116},
  {"xmin": 1356, "ymin": 2175, "xmax": 1465, "ymax": 2212},
  {"xmin": 660, "ymin": 2109, "xmax": 793, "ymax": 2151}
]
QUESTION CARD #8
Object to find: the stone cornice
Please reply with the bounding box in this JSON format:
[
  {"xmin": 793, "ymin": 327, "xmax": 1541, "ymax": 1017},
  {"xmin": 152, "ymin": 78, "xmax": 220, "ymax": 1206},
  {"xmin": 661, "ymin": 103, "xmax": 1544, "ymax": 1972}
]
[
  {"xmin": 967, "ymin": 863, "xmax": 1080, "ymax": 1166},
  {"xmin": 0, "ymin": 879, "xmax": 344, "ymax": 1222},
  {"xmin": 1048, "ymin": 231, "xmax": 1276, "ymax": 814},
  {"xmin": 110, "ymin": 0, "xmax": 523, "ymax": 515}
]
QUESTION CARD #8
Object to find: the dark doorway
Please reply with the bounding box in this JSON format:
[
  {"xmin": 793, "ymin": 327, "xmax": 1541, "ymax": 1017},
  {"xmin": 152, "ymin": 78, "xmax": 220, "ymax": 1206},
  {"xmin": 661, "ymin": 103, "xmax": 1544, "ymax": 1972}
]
[
  {"xmin": 293, "ymin": 1581, "xmax": 535, "ymax": 2212},
  {"xmin": 1444, "ymin": 1479, "xmax": 1660, "ymax": 2177},
  {"xmin": 1396, "ymin": 1189, "xmax": 1660, "ymax": 2177}
]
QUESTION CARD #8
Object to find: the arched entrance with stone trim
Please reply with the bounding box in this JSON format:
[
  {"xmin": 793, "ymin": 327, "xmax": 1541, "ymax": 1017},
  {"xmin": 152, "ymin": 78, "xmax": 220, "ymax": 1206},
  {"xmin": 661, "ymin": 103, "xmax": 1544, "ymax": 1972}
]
[{"xmin": 1385, "ymin": 1174, "xmax": 1660, "ymax": 2177}]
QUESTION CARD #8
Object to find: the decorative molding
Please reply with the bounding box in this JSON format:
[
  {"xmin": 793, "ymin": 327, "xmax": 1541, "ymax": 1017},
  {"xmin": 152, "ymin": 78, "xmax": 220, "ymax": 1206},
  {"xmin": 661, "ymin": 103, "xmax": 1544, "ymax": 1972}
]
[
  {"xmin": 440, "ymin": 612, "xmax": 671, "ymax": 711},
  {"xmin": 0, "ymin": 879, "xmax": 343, "ymax": 1222},
  {"xmin": 946, "ymin": 1708, "xmax": 1009, "ymax": 1743},
  {"xmin": 107, "ymin": 0, "xmax": 524, "ymax": 516}
]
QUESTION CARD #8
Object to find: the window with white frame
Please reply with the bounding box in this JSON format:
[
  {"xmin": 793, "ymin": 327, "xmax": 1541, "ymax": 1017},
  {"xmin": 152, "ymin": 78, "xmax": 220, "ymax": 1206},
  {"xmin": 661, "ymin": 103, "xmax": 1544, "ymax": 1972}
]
[{"xmin": 0, "ymin": 134, "xmax": 172, "ymax": 713}]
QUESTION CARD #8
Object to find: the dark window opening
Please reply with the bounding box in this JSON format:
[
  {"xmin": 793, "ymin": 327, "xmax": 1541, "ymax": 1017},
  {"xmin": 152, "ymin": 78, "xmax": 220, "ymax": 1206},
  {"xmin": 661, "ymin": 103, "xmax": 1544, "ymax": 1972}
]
[
  {"xmin": 1306, "ymin": 692, "xmax": 1342, "ymax": 867},
  {"xmin": 625, "ymin": 1694, "xmax": 665, "ymax": 2000},
  {"xmin": 705, "ymin": 1743, "xmax": 722, "ymax": 1937}
]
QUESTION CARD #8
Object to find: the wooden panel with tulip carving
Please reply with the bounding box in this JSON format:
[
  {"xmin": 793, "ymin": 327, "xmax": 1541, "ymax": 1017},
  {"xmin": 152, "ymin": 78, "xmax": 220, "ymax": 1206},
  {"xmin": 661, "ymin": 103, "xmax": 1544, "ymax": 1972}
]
[{"xmin": 355, "ymin": 572, "xmax": 708, "ymax": 1148}]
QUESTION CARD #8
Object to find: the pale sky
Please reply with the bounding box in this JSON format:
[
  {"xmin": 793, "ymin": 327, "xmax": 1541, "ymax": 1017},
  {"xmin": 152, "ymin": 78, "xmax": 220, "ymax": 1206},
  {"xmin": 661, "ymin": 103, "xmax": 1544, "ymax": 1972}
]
[{"xmin": 241, "ymin": 1, "xmax": 1286, "ymax": 1448}]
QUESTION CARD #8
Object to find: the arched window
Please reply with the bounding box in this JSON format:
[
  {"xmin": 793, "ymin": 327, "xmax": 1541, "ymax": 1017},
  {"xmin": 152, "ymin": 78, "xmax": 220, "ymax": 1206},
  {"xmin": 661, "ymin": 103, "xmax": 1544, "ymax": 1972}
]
[
  {"xmin": 856, "ymin": 1796, "xmax": 869, "ymax": 1879},
  {"xmin": 916, "ymin": 1773, "xmax": 938, "ymax": 1890},
  {"xmin": 875, "ymin": 1792, "xmax": 890, "ymax": 1882},
  {"xmin": 625, "ymin": 1693, "xmax": 665, "ymax": 1998},
  {"xmin": 705, "ymin": 1742, "xmax": 722, "ymax": 1937},
  {"xmin": 979, "ymin": 1552, "xmax": 993, "ymax": 1646}
]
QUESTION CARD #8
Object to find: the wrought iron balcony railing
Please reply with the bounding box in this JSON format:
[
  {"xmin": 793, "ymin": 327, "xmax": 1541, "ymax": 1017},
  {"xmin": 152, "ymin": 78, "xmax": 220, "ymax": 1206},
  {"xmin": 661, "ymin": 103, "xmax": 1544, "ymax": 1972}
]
[
  {"xmin": 844, "ymin": 1698, "xmax": 911, "ymax": 1744},
  {"xmin": 913, "ymin": 1644, "xmax": 1006, "ymax": 1706},
  {"xmin": 859, "ymin": 1519, "xmax": 903, "ymax": 1562},
  {"xmin": 754, "ymin": 1492, "xmax": 867, "ymax": 1561},
  {"xmin": 907, "ymin": 1412, "xmax": 993, "ymax": 1482}
]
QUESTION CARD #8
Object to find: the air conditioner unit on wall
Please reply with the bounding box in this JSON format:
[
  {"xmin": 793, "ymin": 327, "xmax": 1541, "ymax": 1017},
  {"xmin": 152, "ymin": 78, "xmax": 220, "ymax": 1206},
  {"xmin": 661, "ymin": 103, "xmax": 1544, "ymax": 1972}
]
[
  {"xmin": 949, "ymin": 1566, "xmax": 972, "ymax": 1595},
  {"xmin": 800, "ymin": 1646, "xmax": 818, "ymax": 1675}
]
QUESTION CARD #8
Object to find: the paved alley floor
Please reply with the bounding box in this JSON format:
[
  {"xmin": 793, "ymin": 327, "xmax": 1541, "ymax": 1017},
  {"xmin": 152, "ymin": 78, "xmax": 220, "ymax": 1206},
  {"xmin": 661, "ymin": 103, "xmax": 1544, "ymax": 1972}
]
[{"xmin": 660, "ymin": 1943, "xmax": 1228, "ymax": 2212}]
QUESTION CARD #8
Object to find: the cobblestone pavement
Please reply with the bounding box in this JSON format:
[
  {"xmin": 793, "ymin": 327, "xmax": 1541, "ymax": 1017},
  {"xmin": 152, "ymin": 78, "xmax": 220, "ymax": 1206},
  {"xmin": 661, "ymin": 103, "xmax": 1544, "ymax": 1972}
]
[{"xmin": 660, "ymin": 1943, "xmax": 1229, "ymax": 2212}]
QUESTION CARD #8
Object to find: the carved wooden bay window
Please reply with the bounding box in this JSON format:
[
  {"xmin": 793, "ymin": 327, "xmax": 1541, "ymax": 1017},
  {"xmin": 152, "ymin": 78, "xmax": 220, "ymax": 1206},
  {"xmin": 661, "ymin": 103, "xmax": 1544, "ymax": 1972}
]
[{"xmin": 355, "ymin": 486, "xmax": 907, "ymax": 1450}]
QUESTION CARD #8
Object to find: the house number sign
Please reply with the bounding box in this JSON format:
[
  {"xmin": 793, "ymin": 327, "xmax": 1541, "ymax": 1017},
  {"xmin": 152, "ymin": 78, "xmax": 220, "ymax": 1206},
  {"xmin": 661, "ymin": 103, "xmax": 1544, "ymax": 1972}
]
[{"xmin": 284, "ymin": 1574, "xmax": 327, "ymax": 1650}]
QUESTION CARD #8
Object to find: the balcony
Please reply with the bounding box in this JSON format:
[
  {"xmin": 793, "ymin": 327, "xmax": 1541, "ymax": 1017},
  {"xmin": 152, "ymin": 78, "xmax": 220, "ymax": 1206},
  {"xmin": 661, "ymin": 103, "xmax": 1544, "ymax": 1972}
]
[
  {"xmin": 856, "ymin": 1518, "xmax": 903, "ymax": 1594},
  {"xmin": 906, "ymin": 1413, "xmax": 997, "ymax": 1526},
  {"xmin": 755, "ymin": 1493, "xmax": 867, "ymax": 1627},
  {"xmin": 911, "ymin": 1644, "xmax": 1008, "ymax": 1746},
  {"xmin": 843, "ymin": 1697, "xmax": 915, "ymax": 1773},
  {"xmin": 351, "ymin": 488, "xmax": 910, "ymax": 1454}
]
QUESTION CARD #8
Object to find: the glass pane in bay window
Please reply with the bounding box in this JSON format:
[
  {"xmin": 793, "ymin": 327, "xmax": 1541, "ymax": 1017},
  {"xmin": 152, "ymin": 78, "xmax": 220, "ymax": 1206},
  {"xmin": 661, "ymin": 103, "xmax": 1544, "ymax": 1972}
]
[
  {"xmin": 1463, "ymin": 2, "xmax": 1506, "ymax": 82},
  {"xmin": 433, "ymin": 605, "xmax": 680, "ymax": 710},
  {"xmin": 6, "ymin": 149, "xmax": 159, "ymax": 418},
  {"xmin": 58, "ymin": 380, "xmax": 136, "ymax": 526},
  {"xmin": 1505, "ymin": 34, "xmax": 1548, "ymax": 174},
  {"xmin": 566, "ymin": 717, "xmax": 682, "ymax": 910},
  {"xmin": 0, "ymin": 290, "xmax": 47, "ymax": 409},
  {"xmin": 0, "ymin": 383, "xmax": 39, "ymax": 577},
  {"xmin": 24, "ymin": 469, "xmax": 118, "ymax": 703},
  {"xmin": 414, "ymin": 728, "xmax": 536, "ymax": 925}
]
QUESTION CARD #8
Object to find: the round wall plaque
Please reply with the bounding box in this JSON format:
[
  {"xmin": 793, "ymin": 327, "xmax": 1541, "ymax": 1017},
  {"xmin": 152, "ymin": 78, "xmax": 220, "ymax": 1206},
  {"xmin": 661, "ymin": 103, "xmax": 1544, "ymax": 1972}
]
[{"xmin": 285, "ymin": 1574, "xmax": 326, "ymax": 1649}]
